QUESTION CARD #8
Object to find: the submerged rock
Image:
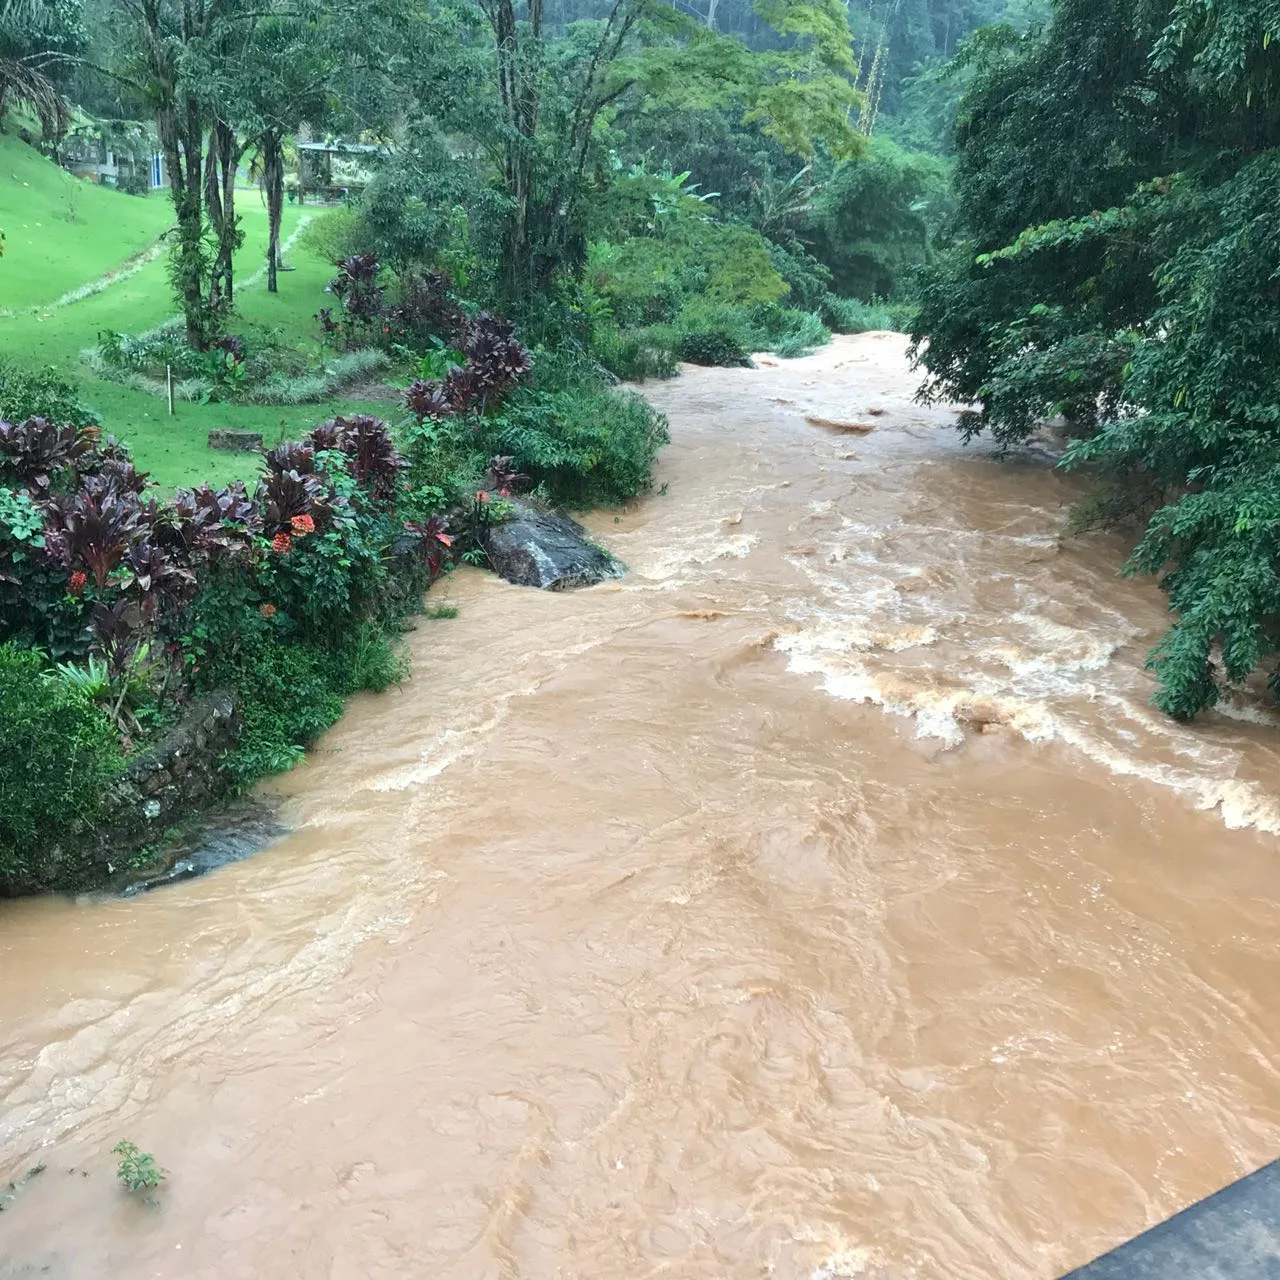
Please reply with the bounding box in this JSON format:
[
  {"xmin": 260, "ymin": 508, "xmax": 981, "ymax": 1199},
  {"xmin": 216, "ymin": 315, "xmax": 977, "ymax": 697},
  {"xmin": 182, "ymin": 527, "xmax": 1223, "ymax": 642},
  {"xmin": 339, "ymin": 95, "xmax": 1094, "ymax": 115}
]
[
  {"xmin": 480, "ymin": 500, "xmax": 622, "ymax": 591},
  {"xmin": 804, "ymin": 414, "xmax": 876, "ymax": 434},
  {"xmin": 120, "ymin": 801, "xmax": 287, "ymax": 896}
]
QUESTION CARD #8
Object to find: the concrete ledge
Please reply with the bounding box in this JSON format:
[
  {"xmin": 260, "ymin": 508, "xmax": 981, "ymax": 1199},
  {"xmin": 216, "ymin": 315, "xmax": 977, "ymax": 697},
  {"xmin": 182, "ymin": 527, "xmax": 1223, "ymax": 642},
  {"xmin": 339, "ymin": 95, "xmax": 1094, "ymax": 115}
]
[{"xmin": 1061, "ymin": 1159, "xmax": 1280, "ymax": 1279}]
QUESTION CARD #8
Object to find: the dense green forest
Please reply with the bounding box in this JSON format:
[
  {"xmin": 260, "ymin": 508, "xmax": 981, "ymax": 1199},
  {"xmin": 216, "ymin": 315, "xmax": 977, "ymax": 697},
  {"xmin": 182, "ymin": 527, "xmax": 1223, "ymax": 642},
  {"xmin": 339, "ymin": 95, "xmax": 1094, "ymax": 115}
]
[{"xmin": 5, "ymin": 0, "xmax": 1040, "ymax": 338}]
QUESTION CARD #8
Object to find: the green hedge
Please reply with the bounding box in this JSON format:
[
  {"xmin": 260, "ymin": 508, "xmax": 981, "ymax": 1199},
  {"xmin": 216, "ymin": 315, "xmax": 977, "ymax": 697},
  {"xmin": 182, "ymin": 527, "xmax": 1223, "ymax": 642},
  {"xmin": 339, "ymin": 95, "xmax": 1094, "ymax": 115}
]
[
  {"xmin": 479, "ymin": 352, "xmax": 670, "ymax": 506},
  {"xmin": 199, "ymin": 626, "xmax": 408, "ymax": 786}
]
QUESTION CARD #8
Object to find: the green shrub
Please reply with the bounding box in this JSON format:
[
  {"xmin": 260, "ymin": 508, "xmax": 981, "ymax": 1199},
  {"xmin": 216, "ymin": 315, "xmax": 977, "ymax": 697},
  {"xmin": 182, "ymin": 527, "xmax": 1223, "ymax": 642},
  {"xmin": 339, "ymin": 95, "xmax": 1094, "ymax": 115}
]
[
  {"xmin": 203, "ymin": 625, "xmax": 407, "ymax": 787},
  {"xmin": 480, "ymin": 353, "xmax": 669, "ymax": 506},
  {"xmin": 820, "ymin": 294, "xmax": 914, "ymax": 334},
  {"xmin": 336, "ymin": 622, "xmax": 409, "ymax": 694},
  {"xmin": 0, "ymin": 643, "xmax": 122, "ymax": 886},
  {"xmin": 93, "ymin": 323, "xmax": 389, "ymax": 407},
  {"xmin": 116, "ymin": 169, "xmax": 153, "ymax": 197},
  {"xmin": 589, "ymin": 220, "xmax": 789, "ymax": 327},
  {"xmin": 675, "ymin": 329, "xmax": 752, "ymax": 367},
  {"xmin": 766, "ymin": 239, "xmax": 833, "ymax": 311},
  {"xmin": 0, "ymin": 361, "xmax": 101, "ymax": 427},
  {"xmin": 96, "ymin": 323, "xmax": 204, "ymax": 379},
  {"xmin": 298, "ymin": 206, "xmax": 363, "ymax": 265},
  {"xmin": 242, "ymin": 349, "xmax": 390, "ymax": 405},
  {"xmin": 591, "ymin": 326, "xmax": 679, "ymax": 381},
  {"xmin": 399, "ymin": 414, "xmax": 487, "ymax": 515},
  {"xmin": 804, "ymin": 136, "xmax": 953, "ymax": 299},
  {"xmin": 587, "ymin": 238, "xmax": 685, "ymax": 326},
  {"xmin": 771, "ymin": 311, "xmax": 831, "ymax": 358},
  {"xmin": 664, "ymin": 297, "xmax": 831, "ymax": 358},
  {"xmin": 113, "ymin": 1141, "xmax": 165, "ymax": 1193}
]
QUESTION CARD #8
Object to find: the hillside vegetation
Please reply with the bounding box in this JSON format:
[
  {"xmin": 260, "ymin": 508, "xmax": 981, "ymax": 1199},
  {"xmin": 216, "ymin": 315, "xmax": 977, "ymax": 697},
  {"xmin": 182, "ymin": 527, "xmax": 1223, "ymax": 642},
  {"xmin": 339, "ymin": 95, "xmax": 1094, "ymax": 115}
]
[
  {"xmin": 912, "ymin": 0, "xmax": 1280, "ymax": 719},
  {"xmin": 2, "ymin": 0, "xmax": 1176, "ymax": 888}
]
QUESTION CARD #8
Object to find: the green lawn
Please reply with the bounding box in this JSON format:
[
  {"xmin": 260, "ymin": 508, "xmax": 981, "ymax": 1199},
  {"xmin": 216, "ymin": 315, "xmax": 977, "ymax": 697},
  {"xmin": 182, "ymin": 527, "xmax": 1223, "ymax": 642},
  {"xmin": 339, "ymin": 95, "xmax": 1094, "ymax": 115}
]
[
  {"xmin": 0, "ymin": 136, "xmax": 392, "ymax": 490},
  {"xmin": 0, "ymin": 131, "xmax": 173, "ymax": 310}
]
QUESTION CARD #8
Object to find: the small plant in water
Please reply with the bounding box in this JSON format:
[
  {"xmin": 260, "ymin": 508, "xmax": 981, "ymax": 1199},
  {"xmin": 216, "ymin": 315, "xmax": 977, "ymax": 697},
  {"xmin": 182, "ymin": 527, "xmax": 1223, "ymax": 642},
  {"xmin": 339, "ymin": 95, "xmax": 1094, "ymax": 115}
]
[{"xmin": 113, "ymin": 1140, "xmax": 165, "ymax": 1193}]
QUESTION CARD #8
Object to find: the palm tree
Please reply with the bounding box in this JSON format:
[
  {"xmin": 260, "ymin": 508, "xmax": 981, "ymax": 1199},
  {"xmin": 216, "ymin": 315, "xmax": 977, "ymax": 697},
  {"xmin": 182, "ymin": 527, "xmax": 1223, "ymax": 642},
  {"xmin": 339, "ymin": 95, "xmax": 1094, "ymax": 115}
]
[{"xmin": 0, "ymin": 0, "xmax": 71, "ymax": 141}]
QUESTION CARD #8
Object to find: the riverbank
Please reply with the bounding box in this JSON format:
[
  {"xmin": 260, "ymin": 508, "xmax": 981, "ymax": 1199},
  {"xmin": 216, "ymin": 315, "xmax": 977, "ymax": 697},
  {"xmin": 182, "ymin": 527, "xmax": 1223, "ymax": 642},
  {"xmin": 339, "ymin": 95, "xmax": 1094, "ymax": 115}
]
[
  {"xmin": 3, "ymin": 334, "xmax": 1279, "ymax": 1279},
  {"xmin": 0, "ymin": 297, "xmax": 666, "ymax": 894}
]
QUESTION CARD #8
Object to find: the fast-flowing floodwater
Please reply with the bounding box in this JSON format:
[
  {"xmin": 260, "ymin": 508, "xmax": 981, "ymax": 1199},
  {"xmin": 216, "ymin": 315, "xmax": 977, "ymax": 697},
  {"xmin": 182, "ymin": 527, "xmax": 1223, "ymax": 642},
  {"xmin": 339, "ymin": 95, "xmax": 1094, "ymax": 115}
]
[{"xmin": 3, "ymin": 334, "xmax": 1280, "ymax": 1279}]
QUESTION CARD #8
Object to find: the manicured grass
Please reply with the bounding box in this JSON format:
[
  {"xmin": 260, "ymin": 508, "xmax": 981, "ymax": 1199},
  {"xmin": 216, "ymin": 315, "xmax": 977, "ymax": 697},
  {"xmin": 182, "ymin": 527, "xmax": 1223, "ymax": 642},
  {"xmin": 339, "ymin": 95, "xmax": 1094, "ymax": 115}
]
[
  {"xmin": 0, "ymin": 133, "xmax": 393, "ymax": 489},
  {"xmin": 0, "ymin": 132, "xmax": 174, "ymax": 309},
  {"xmin": 2, "ymin": 192, "xmax": 315, "ymax": 370},
  {"xmin": 82, "ymin": 381, "xmax": 395, "ymax": 491}
]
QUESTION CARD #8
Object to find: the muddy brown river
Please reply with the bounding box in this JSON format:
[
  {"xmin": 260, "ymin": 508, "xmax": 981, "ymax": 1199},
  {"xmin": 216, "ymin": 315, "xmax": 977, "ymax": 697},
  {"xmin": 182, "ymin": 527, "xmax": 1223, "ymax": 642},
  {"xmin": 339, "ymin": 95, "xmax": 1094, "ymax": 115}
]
[{"xmin": 3, "ymin": 334, "xmax": 1280, "ymax": 1278}]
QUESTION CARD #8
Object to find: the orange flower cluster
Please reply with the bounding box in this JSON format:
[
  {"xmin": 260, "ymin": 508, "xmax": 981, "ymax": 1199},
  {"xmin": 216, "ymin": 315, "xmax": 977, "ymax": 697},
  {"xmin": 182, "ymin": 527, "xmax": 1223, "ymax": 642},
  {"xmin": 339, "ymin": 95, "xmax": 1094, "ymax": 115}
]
[
  {"xmin": 290, "ymin": 513, "xmax": 316, "ymax": 535},
  {"xmin": 271, "ymin": 532, "xmax": 292, "ymax": 555},
  {"xmin": 68, "ymin": 570, "xmax": 87, "ymax": 595},
  {"xmin": 258, "ymin": 602, "xmax": 277, "ymax": 619}
]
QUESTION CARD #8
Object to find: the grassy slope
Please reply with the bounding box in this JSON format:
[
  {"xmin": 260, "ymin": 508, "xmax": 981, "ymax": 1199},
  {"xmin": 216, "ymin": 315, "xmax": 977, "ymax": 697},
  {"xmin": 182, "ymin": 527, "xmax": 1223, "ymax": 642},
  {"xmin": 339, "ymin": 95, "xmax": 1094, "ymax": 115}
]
[
  {"xmin": 0, "ymin": 131, "xmax": 173, "ymax": 309},
  {"xmin": 0, "ymin": 137, "xmax": 389, "ymax": 490}
]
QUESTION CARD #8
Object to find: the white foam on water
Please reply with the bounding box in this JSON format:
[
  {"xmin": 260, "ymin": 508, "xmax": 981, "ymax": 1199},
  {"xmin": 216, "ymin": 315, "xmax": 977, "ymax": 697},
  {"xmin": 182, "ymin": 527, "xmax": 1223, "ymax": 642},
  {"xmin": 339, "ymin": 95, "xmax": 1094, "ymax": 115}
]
[
  {"xmin": 634, "ymin": 528, "xmax": 760, "ymax": 584},
  {"xmin": 768, "ymin": 486, "xmax": 1280, "ymax": 836},
  {"xmin": 1214, "ymin": 700, "xmax": 1280, "ymax": 728},
  {"xmin": 1048, "ymin": 713, "xmax": 1280, "ymax": 833},
  {"xmin": 808, "ymin": 1244, "xmax": 883, "ymax": 1278},
  {"xmin": 778, "ymin": 616, "xmax": 940, "ymax": 658},
  {"xmin": 779, "ymin": 634, "xmax": 1280, "ymax": 835},
  {"xmin": 987, "ymin": 611, "xmax": 1134, "ymax": 678}
]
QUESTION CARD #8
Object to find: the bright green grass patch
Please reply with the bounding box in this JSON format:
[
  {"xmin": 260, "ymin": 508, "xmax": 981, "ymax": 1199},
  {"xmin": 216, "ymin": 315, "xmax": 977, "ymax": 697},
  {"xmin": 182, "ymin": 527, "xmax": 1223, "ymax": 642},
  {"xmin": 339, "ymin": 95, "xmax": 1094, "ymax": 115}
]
[
  {"xmin": 0, "ymin": 198, "xmax": 314, "ymax": 373},
  {"xmin": 0, "ymin": 178, "xmax": 393, "ymax": 489},
  {"xmin": 84, "ymin": 382, "xmax": 395, "ymax": 491},
  {"xmin": 0, "ymin": 133, "xmax": 174, "ymax": 310}
]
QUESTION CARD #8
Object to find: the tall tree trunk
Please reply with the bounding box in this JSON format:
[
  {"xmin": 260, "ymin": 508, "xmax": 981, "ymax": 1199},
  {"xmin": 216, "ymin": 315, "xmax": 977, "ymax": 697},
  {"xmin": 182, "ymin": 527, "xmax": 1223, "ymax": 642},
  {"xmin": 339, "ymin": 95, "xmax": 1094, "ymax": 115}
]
[
  {"xmin": 264, "ymin": 129, "xmax": 284, "ymax": 293},
  {"xmin": 205, "ymin": 118, "xmax": 242, "ymax": 314},
  {"xmin": 204, "ymin": 131, "xmax": 223, "ymax": 311},
  {"xmin": 490, "ymin": 0, "xmax": 543, "ymax": 302},
  {"xmin": 177, "ymin": 92, "xmax": 209, "ymax": 346},
  {"xmin": 487, "ymin": 0, "xmax": 633, "ymax": 302},
  {"xmin": 143, "ymin": 0, "xmax": 211, "ymax": 349}
]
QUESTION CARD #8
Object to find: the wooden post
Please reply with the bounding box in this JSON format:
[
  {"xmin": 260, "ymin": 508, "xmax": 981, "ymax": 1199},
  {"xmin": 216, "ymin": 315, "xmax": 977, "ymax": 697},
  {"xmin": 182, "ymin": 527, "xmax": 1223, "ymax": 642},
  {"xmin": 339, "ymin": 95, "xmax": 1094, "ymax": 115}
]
[{"xmin": 166, "ymin": 364, "xmax": 174, "ymax": 416}]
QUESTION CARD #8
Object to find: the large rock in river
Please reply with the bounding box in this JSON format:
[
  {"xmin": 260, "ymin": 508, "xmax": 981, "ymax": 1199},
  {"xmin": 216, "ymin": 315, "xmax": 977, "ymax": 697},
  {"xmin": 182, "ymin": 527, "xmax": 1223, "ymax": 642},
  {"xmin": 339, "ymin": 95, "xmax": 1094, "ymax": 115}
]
[{"xmin": 480, "ymin": 501, "xmax": 622, "ymax": 590}]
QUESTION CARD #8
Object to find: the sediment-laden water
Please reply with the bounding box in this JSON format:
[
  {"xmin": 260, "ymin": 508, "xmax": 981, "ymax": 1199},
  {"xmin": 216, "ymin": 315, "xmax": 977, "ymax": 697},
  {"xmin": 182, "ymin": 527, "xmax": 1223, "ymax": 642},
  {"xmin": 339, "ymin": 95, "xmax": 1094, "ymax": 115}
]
[{"xmin": 3, "ymin": 334, "xmax": 1279, "ymax": 1279}]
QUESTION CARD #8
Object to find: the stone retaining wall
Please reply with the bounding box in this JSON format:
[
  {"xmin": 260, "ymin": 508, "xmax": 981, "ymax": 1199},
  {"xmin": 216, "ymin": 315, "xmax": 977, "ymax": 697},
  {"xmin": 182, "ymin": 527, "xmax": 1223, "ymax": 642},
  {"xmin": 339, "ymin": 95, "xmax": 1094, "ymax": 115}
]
[{"xmin": 9, "ymin": 691, "xmax": 241, "ymax": 894}]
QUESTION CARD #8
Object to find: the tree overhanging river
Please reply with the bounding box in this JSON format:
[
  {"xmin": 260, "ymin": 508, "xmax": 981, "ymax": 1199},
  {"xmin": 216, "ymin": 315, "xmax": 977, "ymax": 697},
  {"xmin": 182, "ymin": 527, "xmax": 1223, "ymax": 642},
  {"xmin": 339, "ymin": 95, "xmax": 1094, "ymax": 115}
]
[{"xmin": 3, "ymin": 334, "xmax": 1279, "ymax": 1279}]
